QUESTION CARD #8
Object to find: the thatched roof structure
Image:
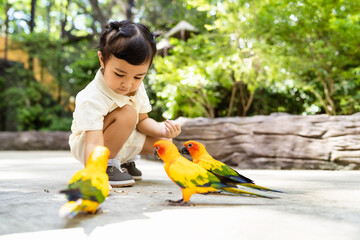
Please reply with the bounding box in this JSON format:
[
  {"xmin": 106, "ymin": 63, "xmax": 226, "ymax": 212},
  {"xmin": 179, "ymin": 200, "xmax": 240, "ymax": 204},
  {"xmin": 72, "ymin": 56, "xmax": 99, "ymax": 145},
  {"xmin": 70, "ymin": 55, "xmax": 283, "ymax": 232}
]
[
  {"xmin": 156, "ymin": 38, "xmax": 173, "ymax": 56},
  {"xmin": 165, "ymin": 20, "xmax": 198, "ymax": 40}
]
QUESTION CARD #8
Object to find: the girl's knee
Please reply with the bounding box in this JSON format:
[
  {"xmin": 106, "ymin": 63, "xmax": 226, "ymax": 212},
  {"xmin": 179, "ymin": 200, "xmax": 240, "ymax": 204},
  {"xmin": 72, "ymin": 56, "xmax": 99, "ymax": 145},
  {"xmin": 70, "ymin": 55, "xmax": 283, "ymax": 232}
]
[
  {"xmin": 118, "ymin": 105, "xmax": 137, "ymax": 126},
  {"xmin": 119, "ymin": 104, "xmax": 137, "ymax": 119},
  {"xmin": 105, "ymin": 105, "xmax": 137, "ymax": 129}
]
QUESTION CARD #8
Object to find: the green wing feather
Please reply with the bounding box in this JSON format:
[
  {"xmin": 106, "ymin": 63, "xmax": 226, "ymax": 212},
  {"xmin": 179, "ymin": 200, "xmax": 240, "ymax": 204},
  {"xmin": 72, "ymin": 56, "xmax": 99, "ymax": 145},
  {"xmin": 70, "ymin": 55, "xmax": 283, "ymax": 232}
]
[
  {"xmin": 166, "ymin": 155, "xmax": 278, "ymax": 198},
  {"xmin": 64, "ymin": 169, "xmax": 108, "ymax": 203},
  {"xmin": 66, "ymin": 178, "xmax": 105, "ymax": 203},
  {"xmin": 168, "ymin": 156, "xmax": 223, "ymax": 189},
  {"xmin": 202, "ymin": 159, "xmax": 238, "ymax": 176},
  {"xmin": 167, "ymin": 156, "xmax": 231, "ymax": 190},
  {"xmin": 199, "ymin": 154, "xmax": 282, "ymax": 192},
  {"xmin": 199, "ymin": 155, "xmax": 254, "ymax": 184}
]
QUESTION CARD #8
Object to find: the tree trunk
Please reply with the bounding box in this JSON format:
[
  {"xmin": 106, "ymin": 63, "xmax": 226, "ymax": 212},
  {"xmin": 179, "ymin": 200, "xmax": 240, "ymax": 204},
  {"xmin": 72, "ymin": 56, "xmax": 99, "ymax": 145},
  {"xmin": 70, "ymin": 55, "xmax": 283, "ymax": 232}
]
[
  {"xmin": 227, "ymin": 71, "xmax": 239, "ymax": 117},
  {"xmin": 57, "ymin": 42, "xmax": 63, "ymax": 104},
  {"xmin": 227, "ymin": 82, "xmax": 237, "ymax": 117},
  {"xmin": 4, "ymin": 2, "xmax": 10, "ymax": 61},
  {"xmin": 28, "ymin": 0, "xmax": 37, "ymax": 72},
  {"xmin": 30, "ymin": 0, "xmax": 36, "ymax": 31},
  {"xmin": 46, "ymin": 1, "xmax": 51, "ymax": 33},
  {"xmin": 238, "ymin": 81, "xmax": 253, "ymax": 116},
  {"xmin": 89, "ymin": 0, "xmax": 107, "ymax": 28},
  {"xmin": 244, "ymin": 91, "xmax": 255, "ymax": 116},
  {"xmin": 60, "ymin": 0, "xmax": 70, "ymax": 39},
  {"xmin": 126, "ymin": 0, "xmax": 135, "ymax": 20},
  {"xmin": 238, "ymin": 81, "xmax": 247, "ymax": 116},
  {"xmin": 321, "ymin": 76, "xmax": 336, "ymax": 115}
]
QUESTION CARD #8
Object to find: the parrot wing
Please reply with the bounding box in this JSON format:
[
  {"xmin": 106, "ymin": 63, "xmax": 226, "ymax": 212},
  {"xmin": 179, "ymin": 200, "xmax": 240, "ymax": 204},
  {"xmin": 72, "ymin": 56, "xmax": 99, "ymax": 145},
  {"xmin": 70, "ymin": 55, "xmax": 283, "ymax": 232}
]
[
  {"xmin": 201, "ymin": 158, "xmax": 282, "ymax": 192},
  {"xmin": 203, "ymin": 157, "xmax": 283, "ymax": 193},
  {"xmin": 167, "ymin": 156, "xmax": 275, "ymax": 199},
  {"xmin": 60, "ymin": 170, "xmax": 108, "ymax": 203},
  {"xmin": 166, "ymin": 156, "xmax": 230, "ymax": 190},
  {"xmin": 199, "ymin": 155, "xmax": 254, "ymax": 184}
]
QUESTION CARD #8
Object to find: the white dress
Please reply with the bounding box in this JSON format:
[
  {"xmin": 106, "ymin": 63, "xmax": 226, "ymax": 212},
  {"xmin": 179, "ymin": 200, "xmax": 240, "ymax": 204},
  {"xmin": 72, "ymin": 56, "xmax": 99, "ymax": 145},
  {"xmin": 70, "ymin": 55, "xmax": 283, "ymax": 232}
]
[{"xmin": 69, "ymin": 68, "xmax": 152, "ymax": 164}]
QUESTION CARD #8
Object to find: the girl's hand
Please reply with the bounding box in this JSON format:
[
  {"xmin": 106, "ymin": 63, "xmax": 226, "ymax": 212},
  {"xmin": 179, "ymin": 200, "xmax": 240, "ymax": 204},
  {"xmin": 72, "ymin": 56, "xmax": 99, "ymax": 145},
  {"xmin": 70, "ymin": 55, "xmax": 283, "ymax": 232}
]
[{"xmin": 162, "ymin": 120, "xmax": 181, "ymax": 139}]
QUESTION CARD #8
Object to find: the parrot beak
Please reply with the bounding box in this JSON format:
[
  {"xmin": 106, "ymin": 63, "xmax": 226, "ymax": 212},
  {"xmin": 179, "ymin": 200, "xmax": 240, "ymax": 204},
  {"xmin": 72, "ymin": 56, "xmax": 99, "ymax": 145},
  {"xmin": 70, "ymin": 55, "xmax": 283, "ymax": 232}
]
[
  {"xmin": 154, "ymin": 149, "xmax": 161, "ymax": 160},
  {"xmin": 181, "ymin": 146, "xmax": 190, "ymax": 155},
  {"xmin": 180, "ymin": 146, "xmax": 193, "ymax": 162}
]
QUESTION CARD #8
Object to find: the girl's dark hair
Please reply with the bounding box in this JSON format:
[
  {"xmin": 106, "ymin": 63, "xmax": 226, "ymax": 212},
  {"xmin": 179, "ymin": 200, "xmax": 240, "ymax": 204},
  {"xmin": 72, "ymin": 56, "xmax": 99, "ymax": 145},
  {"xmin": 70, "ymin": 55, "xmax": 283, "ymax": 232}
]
[{"xmin": 99, "ymin": 20, "xmax": 157, "ymax": 66}]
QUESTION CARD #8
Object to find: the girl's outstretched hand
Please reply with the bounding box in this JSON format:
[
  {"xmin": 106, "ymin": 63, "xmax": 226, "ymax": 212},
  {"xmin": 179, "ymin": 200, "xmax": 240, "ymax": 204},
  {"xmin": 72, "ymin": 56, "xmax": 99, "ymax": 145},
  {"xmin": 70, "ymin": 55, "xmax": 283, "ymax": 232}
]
[{"xmin": 162, "ymin": 120, "xmax": 181, "ymax": 139}]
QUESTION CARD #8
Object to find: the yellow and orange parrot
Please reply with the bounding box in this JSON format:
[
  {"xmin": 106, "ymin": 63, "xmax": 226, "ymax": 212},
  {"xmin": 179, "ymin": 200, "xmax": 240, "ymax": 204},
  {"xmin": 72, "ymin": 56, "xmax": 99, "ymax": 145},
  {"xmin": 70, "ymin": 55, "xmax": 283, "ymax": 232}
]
[
  {"xmin": 182, "ymin": 140, "xmax": 282, "ymax": 193},
  {"xmin": 154, "ymin": 140, "xmax": 274, "ymax": 206},
  {"xmin": 59, "ymin": 146, "xmax": 110, "ymax": 218}
]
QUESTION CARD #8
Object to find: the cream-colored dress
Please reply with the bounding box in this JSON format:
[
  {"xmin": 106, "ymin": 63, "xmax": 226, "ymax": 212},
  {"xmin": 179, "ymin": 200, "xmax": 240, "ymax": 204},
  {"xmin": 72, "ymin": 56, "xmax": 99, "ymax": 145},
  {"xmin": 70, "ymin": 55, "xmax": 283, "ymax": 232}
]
[{"xmin": 69, "ymin": 68, "xmax": 152, "ymax": 164}]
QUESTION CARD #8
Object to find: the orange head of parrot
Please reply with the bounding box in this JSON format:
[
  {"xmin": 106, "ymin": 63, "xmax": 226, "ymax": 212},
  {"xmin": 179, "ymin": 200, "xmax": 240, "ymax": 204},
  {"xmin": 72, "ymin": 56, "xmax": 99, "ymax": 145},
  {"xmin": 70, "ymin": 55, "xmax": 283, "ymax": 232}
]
[
  {"xmin": 153, "ymin": 140, "xmax": 181, "ymax": 163},
  {"xmin": 182, "ymin": 140, "xmax": 206, "ymax": 159}
]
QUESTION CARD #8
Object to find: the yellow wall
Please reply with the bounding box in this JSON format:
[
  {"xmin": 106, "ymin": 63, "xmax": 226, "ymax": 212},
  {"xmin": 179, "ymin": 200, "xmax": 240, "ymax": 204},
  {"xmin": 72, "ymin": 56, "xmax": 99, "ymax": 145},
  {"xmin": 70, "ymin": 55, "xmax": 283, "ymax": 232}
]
[
  {"xmin": 0, "ymin": 36, "xmax": 74, "ymax": 111},
  {"xmin": 0, "ymin": 36, "xmax": 55, "ymax": 87}
]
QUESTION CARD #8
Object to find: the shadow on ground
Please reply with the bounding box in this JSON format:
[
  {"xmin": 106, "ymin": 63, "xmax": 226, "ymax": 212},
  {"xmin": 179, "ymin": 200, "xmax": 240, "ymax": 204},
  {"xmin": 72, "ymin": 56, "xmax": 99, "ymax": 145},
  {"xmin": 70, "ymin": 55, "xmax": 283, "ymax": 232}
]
[{"xmin": 1, "ymin": 151, "xmax": 360, "ymax": 240}]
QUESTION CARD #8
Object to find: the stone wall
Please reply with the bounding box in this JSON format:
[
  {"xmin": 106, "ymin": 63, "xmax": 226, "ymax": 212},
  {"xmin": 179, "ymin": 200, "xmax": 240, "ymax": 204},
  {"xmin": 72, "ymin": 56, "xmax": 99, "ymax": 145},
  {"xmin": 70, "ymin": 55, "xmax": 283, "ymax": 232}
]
[
  {"xmin": 173, "ymin": 114, "xmax": 360, "ymax": 170},
  {"xmin": 1, "ymin": 114, "xmax": 359, "ymax": 170},
  {"xmin": 0, "ymin": 131, "xmax": 71, "ymax": 150}
]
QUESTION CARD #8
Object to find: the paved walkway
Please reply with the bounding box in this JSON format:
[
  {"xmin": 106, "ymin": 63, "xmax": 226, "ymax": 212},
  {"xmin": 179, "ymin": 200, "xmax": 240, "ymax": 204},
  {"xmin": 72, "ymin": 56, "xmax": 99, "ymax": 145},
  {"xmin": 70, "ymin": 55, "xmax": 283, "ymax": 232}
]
[{"xmin": 0, "ymin": 151, "xmax": 359, "ymax": 240}]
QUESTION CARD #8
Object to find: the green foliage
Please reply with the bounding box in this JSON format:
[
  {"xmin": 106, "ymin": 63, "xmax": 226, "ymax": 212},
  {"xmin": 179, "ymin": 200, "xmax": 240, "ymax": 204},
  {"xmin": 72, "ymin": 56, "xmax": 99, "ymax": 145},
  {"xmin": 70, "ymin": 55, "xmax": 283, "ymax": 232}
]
[
  {"xmin": 0, "ymin": 61, "xmax": 71, "ymax": 131},
  {"xmin": 147, "ymin": 0, "xmax": 360, "ymax": 119},
  {"xmin": 149, "ymin": 35, "xmax": 226, "ymax": 118},
  {"xmin": 12, "ymin": 31, "xmax": 83, "ymax": 101},
  {"xmin": 45, "ymin": 114, "xmax": 73, "ymax": 131},
  {"xmin": 2, "ymin": 0, "xmax": 360, "ymax": 132},
  {"xmin": 68, "ymin": 49, "xmax": 100, "ymax": 94},
  {"xmin": 136, "ymin": 0, "xmax": 211, "ymax": 30},
  {"xmin": 149, "ymin": 21, "xmax": 268, "ymax": 118},
  {"xmin": 237, "ymin": 0, "xmax": 360, "ymax": 115}
]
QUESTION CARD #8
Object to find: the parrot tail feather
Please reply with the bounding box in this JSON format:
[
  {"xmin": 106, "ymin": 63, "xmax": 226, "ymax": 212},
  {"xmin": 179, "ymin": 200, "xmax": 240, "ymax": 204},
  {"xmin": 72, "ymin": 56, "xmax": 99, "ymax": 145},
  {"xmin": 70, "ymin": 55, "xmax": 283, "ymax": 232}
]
[
  {"xmin": 59, "ymin": 199, "xmax": 83, "ymax": 218},
  {"xmin": 228, "ymin": 175, "xmax": 254, "ymax": 184},
  {"xmin": 240, "ymin": 183, "xmax": 284, "ymax": 193},
  {"xmin": 222, "ymin": 187, "xmax": 276, "ymax": 199}
]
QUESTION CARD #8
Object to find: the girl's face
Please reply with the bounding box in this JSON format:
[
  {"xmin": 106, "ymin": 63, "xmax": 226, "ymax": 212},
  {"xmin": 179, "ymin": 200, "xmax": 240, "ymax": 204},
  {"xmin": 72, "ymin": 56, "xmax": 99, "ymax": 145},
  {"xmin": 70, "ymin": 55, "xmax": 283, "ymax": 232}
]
[{"xmin": 98, "ymin": 51, "xmax": 150, "ymax": 96}]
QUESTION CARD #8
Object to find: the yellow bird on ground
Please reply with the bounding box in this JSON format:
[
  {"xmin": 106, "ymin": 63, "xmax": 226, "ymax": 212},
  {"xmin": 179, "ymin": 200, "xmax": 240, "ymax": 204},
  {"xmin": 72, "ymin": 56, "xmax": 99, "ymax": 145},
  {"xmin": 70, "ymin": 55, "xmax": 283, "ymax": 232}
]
[
  {"xmin": 59, "ymin": 146, "xmax": 110, "ymax": 218},
  {"xmin": 154, "ymin": 140, "xmax": 275, "ymax": 206},
  {"xmin": 182, "ymin": 140, "xmax": 283, "ymax": 193}
]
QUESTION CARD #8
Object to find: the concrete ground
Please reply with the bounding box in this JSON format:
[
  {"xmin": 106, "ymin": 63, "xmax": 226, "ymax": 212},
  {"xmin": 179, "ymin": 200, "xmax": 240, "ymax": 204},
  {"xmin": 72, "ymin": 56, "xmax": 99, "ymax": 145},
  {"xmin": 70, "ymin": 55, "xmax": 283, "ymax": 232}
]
[{"xmin": 0, "ymin": 151, "xmax": 359, "ymax": 240}]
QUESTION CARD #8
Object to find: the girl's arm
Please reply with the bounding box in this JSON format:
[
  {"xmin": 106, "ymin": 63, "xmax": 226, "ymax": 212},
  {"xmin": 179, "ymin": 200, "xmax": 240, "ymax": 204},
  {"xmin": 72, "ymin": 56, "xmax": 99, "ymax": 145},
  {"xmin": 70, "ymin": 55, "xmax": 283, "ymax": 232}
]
[
  {"xmin": 136, "ymin": 113, "xmax": 181, "ymax": 139},
  {"xmin": 84, "ymin": 130, "xmax": 104, "ymax": 165}
]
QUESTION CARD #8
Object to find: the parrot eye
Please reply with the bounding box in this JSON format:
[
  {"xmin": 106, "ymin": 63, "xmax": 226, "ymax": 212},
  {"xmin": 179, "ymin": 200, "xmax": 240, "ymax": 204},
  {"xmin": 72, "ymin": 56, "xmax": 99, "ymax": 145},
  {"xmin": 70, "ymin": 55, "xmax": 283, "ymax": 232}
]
[
  {"xmin": 155, "ymin": 146, "xmax": 160, "ymax": 151},
  {"xmin": 187, "ymin": 143, "xmax": 193, "ymax": 148}
]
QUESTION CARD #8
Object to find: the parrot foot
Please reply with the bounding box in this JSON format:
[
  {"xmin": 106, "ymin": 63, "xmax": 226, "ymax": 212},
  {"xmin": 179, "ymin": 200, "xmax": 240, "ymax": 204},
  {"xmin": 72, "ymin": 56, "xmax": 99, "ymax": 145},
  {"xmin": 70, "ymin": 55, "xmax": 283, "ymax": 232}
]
[
  {"xmin": 166, "ymin": 199, "xmax": 194, "ymax": 206},
  {"xmin": 201, "ymin": 191, "xmax": 222, "ymax": 195}
]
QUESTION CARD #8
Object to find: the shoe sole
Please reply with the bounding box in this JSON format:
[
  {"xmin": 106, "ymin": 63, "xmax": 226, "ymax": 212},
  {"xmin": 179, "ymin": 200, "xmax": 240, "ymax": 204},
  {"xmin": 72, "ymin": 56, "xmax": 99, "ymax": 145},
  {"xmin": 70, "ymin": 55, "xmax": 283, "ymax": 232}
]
[
  {"xmin": 132, "ymin": 176, "xmax": 142, "ymax": 180},
  {"xmin": 109, "ymin": 180, "xmax": 135, "ymax": 187}
]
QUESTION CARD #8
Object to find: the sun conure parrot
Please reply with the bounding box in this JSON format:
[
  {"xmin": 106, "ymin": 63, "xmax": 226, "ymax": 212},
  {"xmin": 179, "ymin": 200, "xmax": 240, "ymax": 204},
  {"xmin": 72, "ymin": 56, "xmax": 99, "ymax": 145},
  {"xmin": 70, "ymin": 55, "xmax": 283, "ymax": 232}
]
[
  {"xmin": 154, "ymin": 140, "xmax": 275, "ymax": 206},
  {"xmin": 59, "ymin": 146, "xmax": 110, "ymax": 218},
  {"xmin": 182, "ymin": 140, "xmax": 282, "ymax": 193}
]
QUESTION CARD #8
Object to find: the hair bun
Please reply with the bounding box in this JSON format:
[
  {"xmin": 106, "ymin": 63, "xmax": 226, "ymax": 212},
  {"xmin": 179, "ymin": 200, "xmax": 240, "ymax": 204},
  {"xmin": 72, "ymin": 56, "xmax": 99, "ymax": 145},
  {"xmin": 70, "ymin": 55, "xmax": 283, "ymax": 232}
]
[
  {"xmin": 118, "ymin": 27, "xmax": 125, "ymax": 35},
  {"xmin": 99, "ymin": 20, "xmax": 157, "ymax": 65}
]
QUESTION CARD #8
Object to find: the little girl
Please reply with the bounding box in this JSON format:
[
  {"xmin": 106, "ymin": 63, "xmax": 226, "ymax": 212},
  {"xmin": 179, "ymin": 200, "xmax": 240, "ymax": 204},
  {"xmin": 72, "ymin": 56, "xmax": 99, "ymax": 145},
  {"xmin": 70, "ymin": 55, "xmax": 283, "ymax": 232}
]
[{"xmin": 69, "ymin": 20, "xmax": 181, "ymax": 187}]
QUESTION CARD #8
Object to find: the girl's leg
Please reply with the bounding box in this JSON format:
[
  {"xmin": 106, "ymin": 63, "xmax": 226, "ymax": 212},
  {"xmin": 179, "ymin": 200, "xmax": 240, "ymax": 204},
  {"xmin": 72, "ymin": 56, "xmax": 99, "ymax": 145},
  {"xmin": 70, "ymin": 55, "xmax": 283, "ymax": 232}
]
[
  {"xmin": 103, "ymin": 105, "xmax": 137, "ymax": 159},
  {"xmin": 122, "ymin": 132, "xmax": 169, "ymax": 181}
]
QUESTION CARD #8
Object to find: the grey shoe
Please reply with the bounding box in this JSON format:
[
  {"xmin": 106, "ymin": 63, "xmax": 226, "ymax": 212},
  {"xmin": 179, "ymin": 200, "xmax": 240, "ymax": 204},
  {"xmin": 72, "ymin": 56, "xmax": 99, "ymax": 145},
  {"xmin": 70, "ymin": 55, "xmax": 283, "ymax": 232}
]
[
  {"xmin": 121, "ymin": 161, "xmax": 142, "ymax": 180},
  {"xmin": 106, "ymin": 166, "xmax": 135, "ymax": 187}
]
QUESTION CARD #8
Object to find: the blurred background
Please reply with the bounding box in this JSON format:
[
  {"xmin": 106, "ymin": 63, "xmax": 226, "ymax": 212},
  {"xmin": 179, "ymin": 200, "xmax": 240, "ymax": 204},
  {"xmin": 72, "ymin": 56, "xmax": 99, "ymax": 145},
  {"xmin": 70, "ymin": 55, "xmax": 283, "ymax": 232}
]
[{"xmin": 0, "ymin": 0, "xmax": 359, "ymax": 132}]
